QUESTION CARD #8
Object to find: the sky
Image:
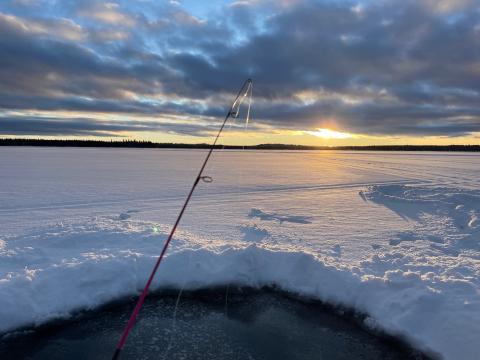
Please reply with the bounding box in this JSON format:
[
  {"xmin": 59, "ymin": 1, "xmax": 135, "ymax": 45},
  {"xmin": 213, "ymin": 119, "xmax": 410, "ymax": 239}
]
[{"xmin": 0, "ymin": 0, "xmax": 479, "ymax": 146}]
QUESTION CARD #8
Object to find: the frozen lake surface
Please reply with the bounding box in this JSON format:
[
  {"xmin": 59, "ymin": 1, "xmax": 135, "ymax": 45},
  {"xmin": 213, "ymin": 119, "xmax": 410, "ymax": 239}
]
[{"xmin": 0, "ymin": 147, "xmax": 479, "ymax": 359}]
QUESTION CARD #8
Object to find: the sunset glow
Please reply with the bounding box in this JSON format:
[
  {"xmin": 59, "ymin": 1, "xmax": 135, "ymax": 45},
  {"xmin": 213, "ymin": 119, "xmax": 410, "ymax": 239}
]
[{"xmin": 306, "ymin": 128, "xmax": 355, "ymax": 140}]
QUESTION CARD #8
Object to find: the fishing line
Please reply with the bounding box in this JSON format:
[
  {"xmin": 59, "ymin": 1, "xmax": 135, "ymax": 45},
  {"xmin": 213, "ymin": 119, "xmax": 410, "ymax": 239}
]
[
  {"xmin": 163, "ymin": 84, "xmax": 253, "ymax": 354},
  {"xmin": 245, "ymin": 80, "xmax": 253, "ymax": 130},
  {"xmin": 160, "ymin": 249, "xmax": 192, "ymax": 360},
  {"xmin": 224, "ymin": 284, "xmax": 230, "ymax": 316},
  {"xmin": 161, "ymin": 286, "xmax": 184, "ymax": 360},
  {"xmin": 112, "ymin": 79, "xmax": 253, "ymax": 360},
  {"xmin": 225, "ymin": 81, "xmax": 252, "ymax": 315}
]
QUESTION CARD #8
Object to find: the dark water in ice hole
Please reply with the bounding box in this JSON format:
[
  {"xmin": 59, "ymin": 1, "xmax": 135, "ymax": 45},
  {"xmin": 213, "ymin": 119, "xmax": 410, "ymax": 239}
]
[{"xmin": 0, "ymin": 288, "xmax": 429, "ymax": 360}]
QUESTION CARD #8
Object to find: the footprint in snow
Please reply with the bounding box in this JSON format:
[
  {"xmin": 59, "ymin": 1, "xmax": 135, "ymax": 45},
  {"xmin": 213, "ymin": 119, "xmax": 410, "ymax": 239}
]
[
  {"xmin": 119, "ymin": 213, "xmax": 131, "ymax": 220},
  {"xmin": 239, "ymin": 224, "xmax": 270, "ymax": 242},
  {"xmin": 331, "ymin": 244, "xmax": 342, "ymax": 257}
]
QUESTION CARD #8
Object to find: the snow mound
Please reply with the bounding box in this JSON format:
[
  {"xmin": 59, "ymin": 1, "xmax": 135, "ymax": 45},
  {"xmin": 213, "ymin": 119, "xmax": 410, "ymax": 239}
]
[
  {"xmin": 365, "ymin": 185, "xmax": 480, "ymax": 250},
  {"xmin": 362, "ymin": 184, "xmax": 480, "ymax": 359}
]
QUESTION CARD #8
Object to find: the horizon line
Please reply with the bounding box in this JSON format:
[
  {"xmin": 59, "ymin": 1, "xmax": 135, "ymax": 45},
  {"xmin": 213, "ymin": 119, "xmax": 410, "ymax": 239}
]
[{"xmin": 1, "ymin": 138, "xmax": 480, "ymax": 151}]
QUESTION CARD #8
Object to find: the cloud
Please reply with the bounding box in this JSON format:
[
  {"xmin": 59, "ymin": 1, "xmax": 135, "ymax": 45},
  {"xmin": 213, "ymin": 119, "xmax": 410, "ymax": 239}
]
[
  {"xmin": 0, "ymin": 12, "xmax": 85, "ymax": 41},
  {"xmin": 0, "ymin": 115, "xmax": 220, "ymax": 137},
  {"xmin": 422, "ymin": 0, "xmax": 476, "ymax": 14},
  {"xmin": 77, "ymin": 2, "xmax": 136, "ymax": 27},
  {"xmin": 12, "ymin": 0, "xmax": 39, "ymax": 6},
  {"xmin": 0, "ymin": 0, "xmax": 479, "ymax": 139},
  {"xmin": 171, "ymin": 10, "xmax": 204, "ymax": 26}
]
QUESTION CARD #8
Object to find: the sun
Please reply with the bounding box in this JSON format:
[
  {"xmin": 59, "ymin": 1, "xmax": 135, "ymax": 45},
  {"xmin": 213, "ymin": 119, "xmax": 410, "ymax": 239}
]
[{"xmin": 306, "ymin": 128, "xmax": 354, "ymax": 139}]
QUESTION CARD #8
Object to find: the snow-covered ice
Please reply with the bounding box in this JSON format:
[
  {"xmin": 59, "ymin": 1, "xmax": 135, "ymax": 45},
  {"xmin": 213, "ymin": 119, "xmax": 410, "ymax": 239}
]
[{"xmin": 1, "ymin": 147, "xmax": 479, "ymax": 359}]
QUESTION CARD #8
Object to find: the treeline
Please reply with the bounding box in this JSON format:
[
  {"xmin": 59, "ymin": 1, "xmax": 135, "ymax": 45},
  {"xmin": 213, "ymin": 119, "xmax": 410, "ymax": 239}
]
[
  {"xmin": 328, "ymin": 145, "xmax": 480, "ymax": 152},
  {"xmin": 1, "ymin": 138, "xmax": 479, "ymax": 152},
  {"xmin": 0, "ymin": 138, "xmax": 217, "ymax": 149}
]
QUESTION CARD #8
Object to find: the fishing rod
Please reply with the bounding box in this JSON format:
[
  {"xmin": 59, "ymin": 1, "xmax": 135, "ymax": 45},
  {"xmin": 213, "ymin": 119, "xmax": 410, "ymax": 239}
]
[{"xmin": 112, "ymin": 78, "xmax": 253, "ymax": 360}]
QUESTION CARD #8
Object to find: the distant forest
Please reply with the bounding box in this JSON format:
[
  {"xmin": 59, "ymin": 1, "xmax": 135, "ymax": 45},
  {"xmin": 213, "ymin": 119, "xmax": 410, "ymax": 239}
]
[{"xmin": 1, "ymin": 138, "xmax": 480, "ymax": 152}]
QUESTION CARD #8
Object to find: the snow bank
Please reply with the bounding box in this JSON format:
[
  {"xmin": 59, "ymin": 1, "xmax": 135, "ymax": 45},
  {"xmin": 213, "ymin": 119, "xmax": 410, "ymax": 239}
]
[
  {"xmin": 362, "ymin": 185, "xmax": 480, "ymax": 359},
  {"xmin": 1, "ymin": 184, "xmax": 479, "ymax": 359}
]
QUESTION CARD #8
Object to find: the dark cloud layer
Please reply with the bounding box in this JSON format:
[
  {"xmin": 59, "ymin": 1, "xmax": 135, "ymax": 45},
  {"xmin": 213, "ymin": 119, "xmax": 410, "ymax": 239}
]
[
  {"xmin": 0, "ymin": 116, "xmax": 220, "ymax": 137},
  {"xmin": 0, "ymin": 0, "xmax": 479, "ymax": 138}
]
